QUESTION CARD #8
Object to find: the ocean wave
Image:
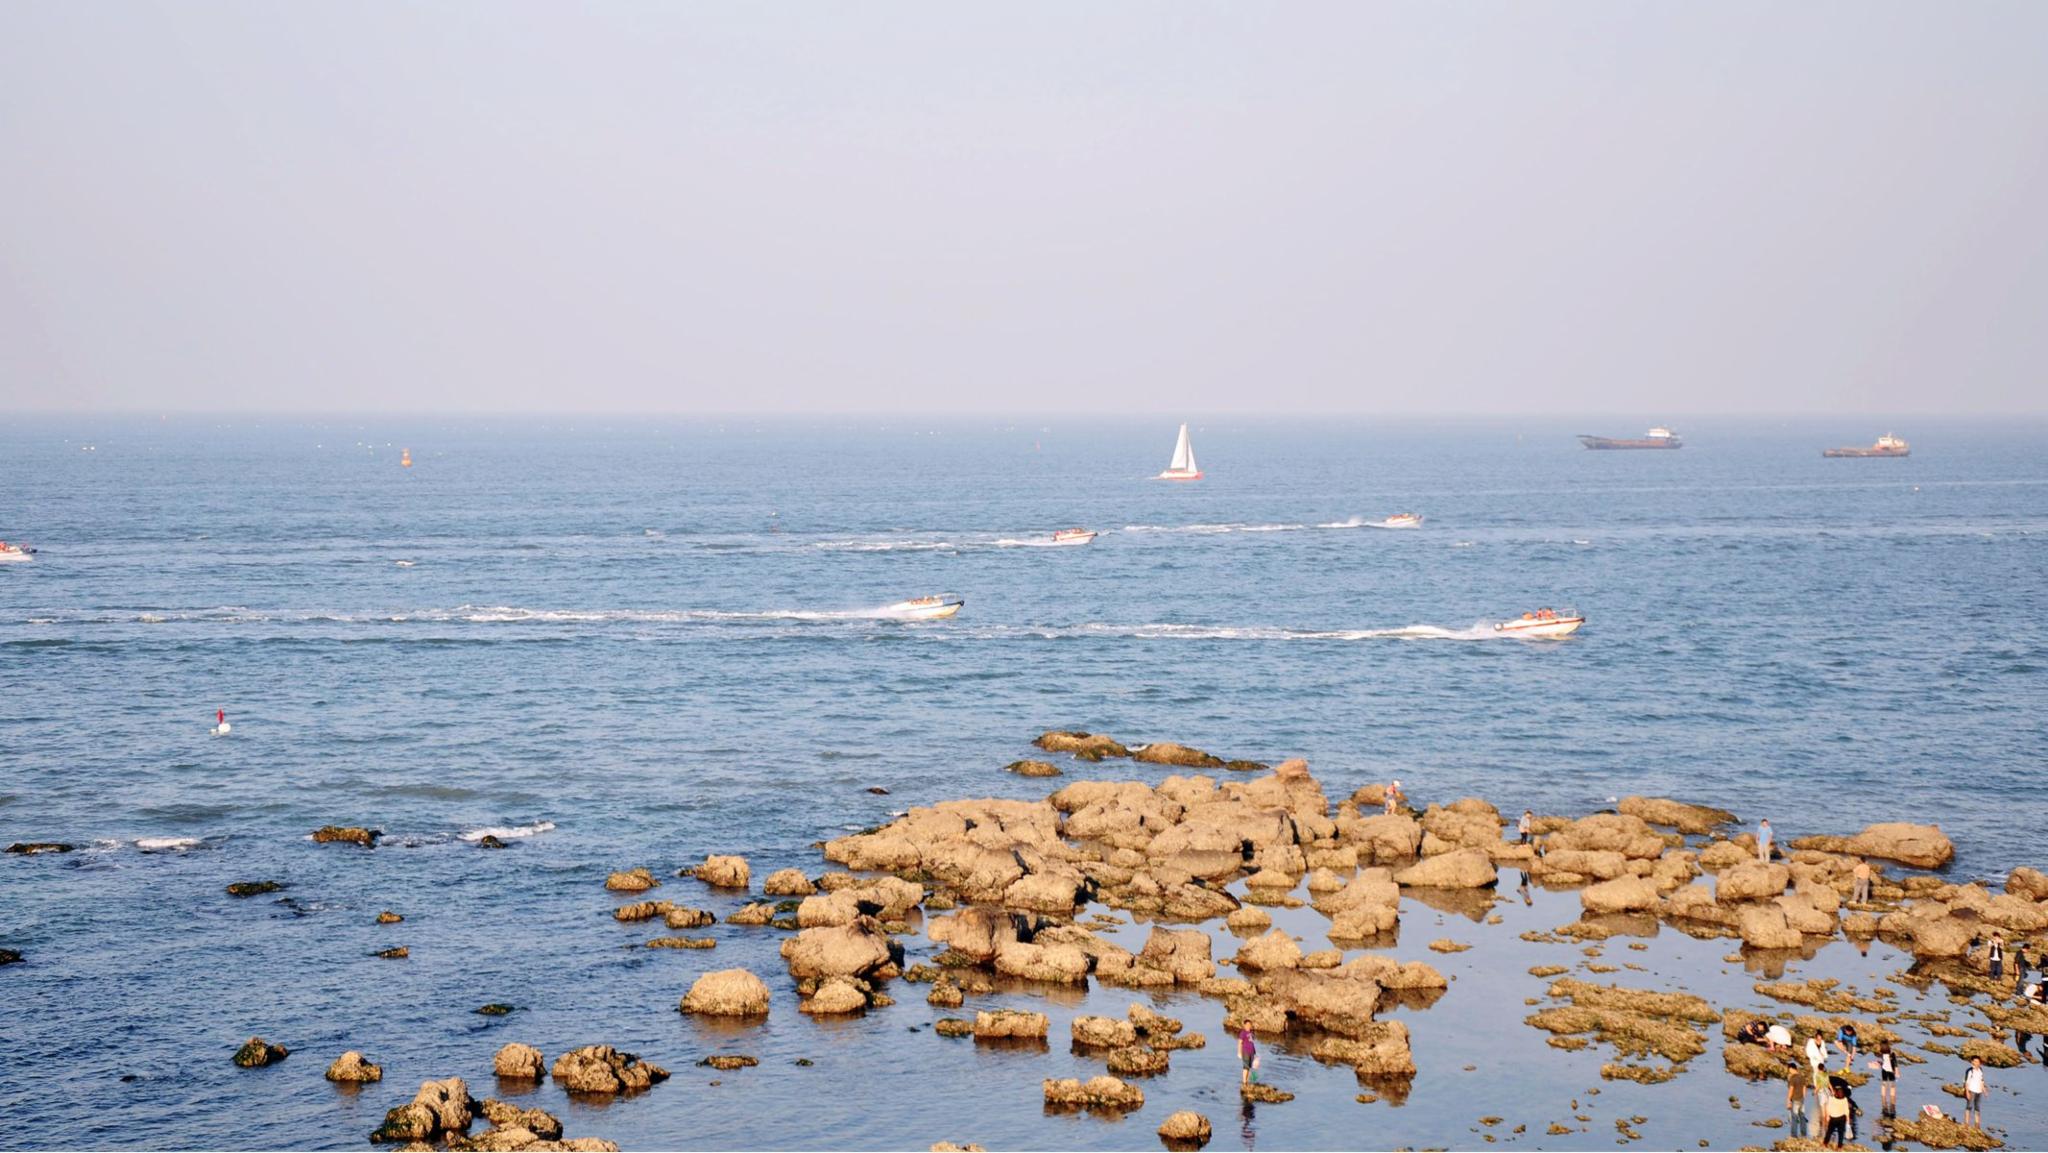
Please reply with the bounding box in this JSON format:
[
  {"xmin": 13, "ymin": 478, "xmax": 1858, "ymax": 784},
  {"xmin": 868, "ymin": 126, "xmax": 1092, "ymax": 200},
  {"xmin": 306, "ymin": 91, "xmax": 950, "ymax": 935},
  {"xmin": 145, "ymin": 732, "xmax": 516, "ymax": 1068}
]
[
  {"xmin": 459, "ymin": 820, "xmax": 555, "ymax": 842},
  {"xmin": 136, "ymin": 836, "xmax": 205, "ymax": 851}
]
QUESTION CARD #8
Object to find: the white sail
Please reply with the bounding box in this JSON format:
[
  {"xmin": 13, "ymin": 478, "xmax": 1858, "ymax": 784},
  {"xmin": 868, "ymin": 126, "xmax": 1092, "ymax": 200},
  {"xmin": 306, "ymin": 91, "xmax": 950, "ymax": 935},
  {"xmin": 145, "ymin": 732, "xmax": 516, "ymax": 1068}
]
[{"xmin": 1167, "ymin": 423, "xmax": 1194, "ymax": 472}]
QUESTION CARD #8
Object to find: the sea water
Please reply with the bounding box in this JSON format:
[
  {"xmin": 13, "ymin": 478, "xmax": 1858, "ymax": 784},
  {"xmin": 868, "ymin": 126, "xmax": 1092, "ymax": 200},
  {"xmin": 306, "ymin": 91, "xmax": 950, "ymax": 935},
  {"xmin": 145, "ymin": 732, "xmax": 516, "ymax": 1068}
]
[{"xmin": 2, "ymin": 415, "xmax": 2044, "ymax": 1148}]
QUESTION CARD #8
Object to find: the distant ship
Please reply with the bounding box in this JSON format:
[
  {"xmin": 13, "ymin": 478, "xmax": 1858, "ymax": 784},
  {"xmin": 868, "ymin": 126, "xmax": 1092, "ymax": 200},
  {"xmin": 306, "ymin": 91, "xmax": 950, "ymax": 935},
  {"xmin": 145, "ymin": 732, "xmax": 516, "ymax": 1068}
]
[
  {"xmin": 1157, "ymin": 422, "xmax": 1202, "ymax": 480},
  {"xmin": 1579, "ymin": 427, "xmax": 1681, "ymax": 450},
  {"xmin": 1822, "ymin": 434, "xmax": 1909, "ymax": 458}
]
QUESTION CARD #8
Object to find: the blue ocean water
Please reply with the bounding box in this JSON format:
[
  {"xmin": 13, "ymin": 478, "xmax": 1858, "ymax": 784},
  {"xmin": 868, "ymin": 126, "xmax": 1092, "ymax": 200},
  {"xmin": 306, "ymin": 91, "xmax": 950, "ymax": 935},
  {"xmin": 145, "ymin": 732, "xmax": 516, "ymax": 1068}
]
[{"xmin": 2, "ymin": 415, "xmax": 2045, "ymax": 1149}]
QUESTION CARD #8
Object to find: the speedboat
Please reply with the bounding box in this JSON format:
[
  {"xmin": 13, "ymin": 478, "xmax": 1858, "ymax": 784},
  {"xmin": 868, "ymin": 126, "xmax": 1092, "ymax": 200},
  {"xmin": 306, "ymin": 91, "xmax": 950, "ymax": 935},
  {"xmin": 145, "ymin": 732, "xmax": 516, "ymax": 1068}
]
[
  {"xmin": 882, "ymin": 595, "xmax": 965, "ymax": 620},
  {"xmin": 1050, "ymin": 528, "xmax": 1097, "ymax": 546},
  {"xmin": 1380, "ymin": 513, "xmax": 1423, "ymax": 529},
  {"xmin": 0, "ymin": 541, "xmax": 35, "ymax": 564},
  {"xmin": 1494, "ymin": 608, "xmax": 1584, "ymax": 638}
]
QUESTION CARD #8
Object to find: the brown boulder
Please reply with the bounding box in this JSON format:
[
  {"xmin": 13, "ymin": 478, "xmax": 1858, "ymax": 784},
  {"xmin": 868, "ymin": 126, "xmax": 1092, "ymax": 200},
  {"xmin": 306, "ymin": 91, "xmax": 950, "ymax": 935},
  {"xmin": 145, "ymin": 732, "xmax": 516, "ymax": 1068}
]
[
  {"xmin": 492, "ymin": 1043, "xmax": 546, "ymax": 1079},
  {"xmin": 549, "ymin": 1046, "xmax": 667, "ymax": 1095},
  {"xmin": 993, "ymin": 938, "xmax": 1090, "ymax": 984},
  {"xmin": 1157, "ymin": 1110, "xmax": 1212, "ymax": 1147},
  {"xmin": 478, "ymin": 1099, "xmax": 563, "ymax": 1142},
  {"xmin": 326, "ymin": 1051, "xmax": 382, "ymax": 1083},
  {"xmin": 1787, "ymin": 823, "xmax": 1954, "ymax": 869},
  {"xmin": 693, "ymin": 855, "xmax": 752, "ymax": 889},
  {"xmin": 1310, "ymin": 1020, "xmax": 1416, "ymax": 1076},
  {"xmin": 761, "ymin": 869, "xmax": 816, "ymax": 896},
  {"xmin": 1392, "ymin": 848, "xmax": 1496, "ymax": 889},
  {"xmin": 1137, "ymin": 926, "xmax": 1215, "ymax": 983},
  {"xmin": 1580, "ymin": 876, "xmax": 1659, "ymax": 915},
  {"xmin": 780, "ymin": 918, "xmax": 898, "ymax": 981},
  {"xmin": 1043, "ymin": 1075, "xmax": 1144, "ymax": 1110},
  {"xmin": 1737, "ymin": 905, "xmax": 1804, "ymax": 949},
  {"xmin": 1072, "ymin": 1015, "xmax": 1139, "ymax": 1048},
  {"xmin": 604, "ymin": 867, "xmax": 658, "ymax": 893},
  {"xmin": 1715, "ymin": 862, "xmax": 1790, "ymax": 902},
  {"xmin": 1006, "ymin": 759, "xmax": 1062, "ymax": 778},
  {"xmin": 1134, "ymin": 742, "xmax": 1225, "ymax": 768},
  {"xmin": 1233, "ymin": 929, "xmax": 1303, "ymax": 972},
  {"xmin": 680, "ymin": 968, "xmax": 771, "ymax": 1017},
  {"xmin": 973, "ymin": 1009, "xmax": 1049, "ymax": 1039},
  {"xmin": 928, "ymin": 905, "xmax": 1019, "ymax": 963},
  {"xmin": 2006, "ymin": 866, "xmax": 2048, "ymax": 902},
  {"xmin": 313, "ymin": 825, "xmax": 380, "ymax": 848},
  {"xmin": 1617, "ymin": 796, "xmax": 1736, "ymax": 835},
  {"xmin": 800, "ymin": 976, "xmax": 869, "ymax": 1015}
]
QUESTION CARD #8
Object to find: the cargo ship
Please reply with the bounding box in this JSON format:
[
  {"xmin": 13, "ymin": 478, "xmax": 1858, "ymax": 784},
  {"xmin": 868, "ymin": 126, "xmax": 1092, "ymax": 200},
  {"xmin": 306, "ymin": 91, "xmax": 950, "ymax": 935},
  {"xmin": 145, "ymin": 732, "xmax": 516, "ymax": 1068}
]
[
  {"xmin": 1822, "ymin": 434, "xmax": 1909, "ymax": 458},
  {"xmin": 1578, "ymin": 426, "xmax": 1681, "ymax": 450}
]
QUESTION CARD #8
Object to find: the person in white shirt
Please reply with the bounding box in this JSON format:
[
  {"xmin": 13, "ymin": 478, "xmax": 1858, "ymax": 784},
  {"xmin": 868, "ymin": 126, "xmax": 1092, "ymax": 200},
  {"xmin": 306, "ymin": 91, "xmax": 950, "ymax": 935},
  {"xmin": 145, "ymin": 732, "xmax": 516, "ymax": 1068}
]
[{"xmin": 1964, "ymin": 1057, "xmax": 1987, "ymax": 1128}]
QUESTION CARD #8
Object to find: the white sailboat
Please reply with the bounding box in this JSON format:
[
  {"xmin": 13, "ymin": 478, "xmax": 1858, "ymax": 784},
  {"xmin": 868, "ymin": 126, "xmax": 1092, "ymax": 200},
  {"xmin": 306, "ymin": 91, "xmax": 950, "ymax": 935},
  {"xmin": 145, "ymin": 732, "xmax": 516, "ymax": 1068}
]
[{"xmin": 1157, "ymin": 422, "xmax": 1202, "ymax": 481}]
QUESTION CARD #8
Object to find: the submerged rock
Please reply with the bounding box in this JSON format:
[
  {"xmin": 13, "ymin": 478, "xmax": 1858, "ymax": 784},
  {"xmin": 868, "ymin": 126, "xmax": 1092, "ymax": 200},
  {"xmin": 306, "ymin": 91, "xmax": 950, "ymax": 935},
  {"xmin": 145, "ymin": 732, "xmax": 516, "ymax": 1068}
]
[
  {"xmin": 233, "ymin": 1037, "xmax": 288, "ymax": 1068},
  {"xmin": 696, "ymin": 1055, "xmax": 758, "ymax": 1071},
  {"xmin": 1617, "ymin": 797, "xmax": 1736, "ymax": 835},
  {"xmin": 549, "ymin": 1046, "xmax": 668, "ymax": 1095},
  {"xmin": 226, "ymin": 881, "xmax": 284, "ymax": 897},
  {"xmin": 4, "ymin": 842, "xmax": 75, "ymax": 854},
  {"xmin": 476, "ymin": 1003, "xmax": 517, "ymax": 1016},
  {"xmin": 1240, "ymin": 1083, "xmax": 1293, "ymax": 1103},
  {"xmin": 313, "ymin": 825, "xmax": 380, "ymax": 848},
  {"xmin": 1006, "ymin": 759, "xmax": 1062, "ymax": 778},
  {"xmin": 1034, "ymin": 731, "xmax": 1131, "ymax": 761},
  {"xmin": 1107, "ymin": 1046, "xmax": 1169, "ymax": 1076},
  {"xmin": 326, "ymin": 1051, "xmax": 383, "ymax": 1083},
  {"xmin": 376, "ymin": 911, "xmax": 404, "ymax": 924},
  {"xmin": 1134, "ymin": 742, "xmax": 1225, "ymax": 769},
  {"xmin": 1310, "ymin": 1021, "xmax": 1416, "ymax": 1076},
  {"xmin": 0, "ymin": 948, "xmax": 20, "ymax": 965},
  {"xmin": 646, "ymin": 936, "xmax": 715, "ymax": 949},
  {"xmin": 680, "ymin": 969, "xmax": 771, "ymax": 1017},
  {"xmin": 476, "ymin": 834, "xmax": 510, "ymax": 849},
  {"xmin": 492, "ymin": 1043, "xmax": 545, "ymax": 1080}
]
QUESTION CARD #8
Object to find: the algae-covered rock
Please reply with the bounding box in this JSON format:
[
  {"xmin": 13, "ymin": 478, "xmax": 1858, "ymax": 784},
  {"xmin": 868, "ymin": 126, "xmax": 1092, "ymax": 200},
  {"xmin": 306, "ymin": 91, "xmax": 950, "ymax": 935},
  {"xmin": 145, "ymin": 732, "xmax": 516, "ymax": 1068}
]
[
  {"xmin": 233, "ymin": 1036, "xmax": 288, "ymax": 1067},
  {"xmin": 313, "ymin": 825, "xmax": 380, "ymax": 848},
  {"xmin": 1034, "ymin": 731, "xmax": 1131, "ymax": 761}
]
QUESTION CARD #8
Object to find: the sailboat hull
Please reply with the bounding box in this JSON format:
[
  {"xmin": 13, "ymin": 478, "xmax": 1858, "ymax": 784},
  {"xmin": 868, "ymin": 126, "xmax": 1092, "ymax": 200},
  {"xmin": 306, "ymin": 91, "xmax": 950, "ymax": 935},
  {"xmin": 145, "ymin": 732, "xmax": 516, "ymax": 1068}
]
[{"xmin": 1156, "ymin": 470, "xmax": 1203, "ymax": 481}]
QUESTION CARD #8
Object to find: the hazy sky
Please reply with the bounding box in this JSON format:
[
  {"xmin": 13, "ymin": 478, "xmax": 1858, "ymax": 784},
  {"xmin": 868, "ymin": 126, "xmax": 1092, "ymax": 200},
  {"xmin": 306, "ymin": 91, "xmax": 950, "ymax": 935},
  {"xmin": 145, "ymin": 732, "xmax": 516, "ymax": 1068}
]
[{"xmin": 3, "ymin": 2, "xmax": 2045, "ymax": 415}]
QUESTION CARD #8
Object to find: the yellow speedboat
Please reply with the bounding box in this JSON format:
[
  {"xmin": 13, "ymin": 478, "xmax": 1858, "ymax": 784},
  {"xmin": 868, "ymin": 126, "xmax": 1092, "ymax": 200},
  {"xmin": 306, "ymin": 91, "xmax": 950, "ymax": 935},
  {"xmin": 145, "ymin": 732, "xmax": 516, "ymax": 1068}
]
[
  {"xmin": 1494, "ymin": 608, "xmax": 1583, "ymax": 638},
  {"xmin": 882, "ymin": 595, "xmax": 965, "ymax": 620}
]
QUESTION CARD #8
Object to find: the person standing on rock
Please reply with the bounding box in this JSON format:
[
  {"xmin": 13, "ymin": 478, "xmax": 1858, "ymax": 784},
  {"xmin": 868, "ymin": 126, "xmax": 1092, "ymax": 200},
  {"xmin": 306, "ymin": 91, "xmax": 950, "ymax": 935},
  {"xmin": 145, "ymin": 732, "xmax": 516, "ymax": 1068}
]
[
  {"xmin": 1757, "ymin": 818, "xmax": 1774, "ymax": 863},
  {"xmin": 1238, "ymin": 1025, "xmax": 1258, "ymax": 1087},
  {"xmin": 1383, "ymin": 780, "xmax": 1403, "ymax": 816},
  {"xmin": 1876, "ymin": 1041, "xmax": 1897, "ymax": 1113},
  {"xmin": 1963, "ymin": 1056, "xmax": 1986, "ymax": 1128},
  {"xmin": 1518, "ymin": 810, "xmax": 1534, "ymax": 845},
  {"xmin": 1805, "ymin": 1032, "xmax": 1829, "ymax": 1094},
  {"xmin": 1989, "ymin": 933, "xmax": 2006, "ymax": 981},
  {"xmin": 1786, "ymin": 1062, "xmax": 1811, "ymax": 1137},
  {"xmin": 1851, "ymin": 858, "xmax": 1871, "ymax": 905},
  {"xmin": 1820, "ymin": 1081, "xmax": 1850, "ymax": 1147}
]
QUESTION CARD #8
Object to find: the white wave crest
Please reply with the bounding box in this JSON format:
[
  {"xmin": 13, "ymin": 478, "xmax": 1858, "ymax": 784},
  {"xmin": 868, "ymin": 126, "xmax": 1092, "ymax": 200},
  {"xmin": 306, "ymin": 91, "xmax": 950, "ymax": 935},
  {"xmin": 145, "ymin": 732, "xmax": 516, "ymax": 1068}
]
[
  {"xmin": 459, "ymin": 820, "xmax": 555, "ymax": 842},
  {"xmin": 136, "ymin": 836, "xmax": 203, "ymax": 851}
]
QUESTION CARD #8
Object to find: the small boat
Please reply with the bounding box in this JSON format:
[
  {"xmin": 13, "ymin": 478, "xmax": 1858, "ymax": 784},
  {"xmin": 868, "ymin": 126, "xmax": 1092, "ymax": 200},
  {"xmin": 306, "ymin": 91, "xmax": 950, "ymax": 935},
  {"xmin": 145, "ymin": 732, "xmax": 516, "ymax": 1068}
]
[
  {"xmin": 1822, "ymin": 433, "xmax": 1909, "ymax": 458},
  {"xmin": 1380, "ymin": 513, "xmax": 1423, "ymax": 529},
  {"xmin": 882, "ymin": 595, "xmax": 965, "ymax": 620},
  {"xmin": 0, "ymin": 541, "xmax": 35, "ymax": 564},
  {"xmin": 1493, "ymin": 608, "xmax": 1584, "ymax": 638},
  {"xmin": 1579, "ymin": 427, "xmax": 1681, "ymax": 450},
  {"xmin": 400, "ymin": 449, "xmax": 413, "ymax": 468},
  {"xmin": 1050, "ymin": 528, "xmax": 1097, "ymax": 546},
  {"xmin": 1157, "ymin": 422, "xmax": 1202, "ymax": 480}
]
